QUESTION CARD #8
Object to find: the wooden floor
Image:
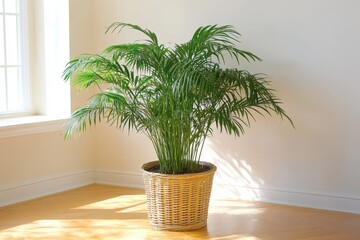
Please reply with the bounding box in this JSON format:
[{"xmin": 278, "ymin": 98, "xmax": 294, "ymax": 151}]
[{"xmin": 0, "ymin": 184, "xmax": 359, "ymax": 240}]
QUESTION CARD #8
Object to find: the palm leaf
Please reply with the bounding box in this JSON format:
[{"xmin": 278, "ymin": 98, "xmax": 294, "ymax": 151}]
[{"xmin": 63, "ymin": 22, "xmax": 293, "ymax": 174}]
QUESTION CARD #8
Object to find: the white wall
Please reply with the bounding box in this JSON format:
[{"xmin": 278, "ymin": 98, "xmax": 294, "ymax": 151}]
[
  {"xmin": 0, "ymin": 0, "xmax": 95, "ymax": 206},
  {"xmin": 1, "ymin": 0, "xmax": 359, "ymax": 214},
  {"xmin": 90, "ymin": 0, "xmax": 360, "ymax": 213}
]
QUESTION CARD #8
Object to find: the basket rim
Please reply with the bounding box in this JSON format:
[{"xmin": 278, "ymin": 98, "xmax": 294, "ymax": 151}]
[{"xmin": 141, "ymin": 161, "xmax": 217, "ymax": 177}]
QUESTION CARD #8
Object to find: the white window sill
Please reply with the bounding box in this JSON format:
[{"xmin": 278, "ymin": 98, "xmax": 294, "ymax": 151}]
[{"xmin": 0, "ymin": 115, "xmax": 68, "ymax": 139}]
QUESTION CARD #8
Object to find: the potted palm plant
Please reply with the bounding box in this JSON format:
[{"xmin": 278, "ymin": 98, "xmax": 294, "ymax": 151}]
[{"xmin": 63, "ymin": 23, "xmax": 292, "ymax": 231}]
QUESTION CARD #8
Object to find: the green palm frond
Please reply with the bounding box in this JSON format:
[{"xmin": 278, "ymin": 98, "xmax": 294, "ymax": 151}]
[
  {"xmin": 106, "ymin": 22, "xmax": 159, "ymax": 45},
  {"xmin": 63, "ymin": 22, "xmax": 293, "ymax": 174}
]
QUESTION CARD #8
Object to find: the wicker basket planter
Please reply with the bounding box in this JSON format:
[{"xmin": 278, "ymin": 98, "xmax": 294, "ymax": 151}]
[{"xmin": 142, "ymin": 161, "xmax": 217, "ymax": 231}]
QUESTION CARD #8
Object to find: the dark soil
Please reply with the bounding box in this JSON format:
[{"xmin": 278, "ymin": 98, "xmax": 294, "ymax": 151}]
[{"xmin": 148, "ymin": 164, "xmax": 211, "ymax": 175}]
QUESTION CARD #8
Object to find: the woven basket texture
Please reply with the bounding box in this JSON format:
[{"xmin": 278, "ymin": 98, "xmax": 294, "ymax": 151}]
[{"xmin": 142, "ymin": 161, "xmax": 216, "ymax": 231}]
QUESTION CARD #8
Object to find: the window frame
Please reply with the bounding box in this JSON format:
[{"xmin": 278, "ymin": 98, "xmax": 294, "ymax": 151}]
[
  {"xmin": 0, "ymin": 0, "xmax": 71, "ymax": 137},
  {"xmin": 0, "ymin": 0, "xmax": 30, "ymax": 118}
]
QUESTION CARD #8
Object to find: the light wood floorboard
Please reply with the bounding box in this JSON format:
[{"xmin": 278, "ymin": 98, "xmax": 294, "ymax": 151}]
[{"xmin": 0, "ymin": 184, "xmax": 359, "ymax": 239}]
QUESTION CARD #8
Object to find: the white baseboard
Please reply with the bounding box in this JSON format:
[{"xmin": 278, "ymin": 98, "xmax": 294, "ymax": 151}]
[
  {"xmin": 94, "ymin": 169, "xmax": 144, "ymax": 189},
  {"xmin": 0, "ymin": 170, "xmax": 94, "ymax": 207},
  {"xmin": 212, "ymin": 183, "xmax": 360, "ymax": 214},
  {"xmin": 2, "ymin": 169, "xmax": 359, "ymax": 214},
  {"xmin": 93, "ymin": 169, "xmax": 360, "ymax": 214}
]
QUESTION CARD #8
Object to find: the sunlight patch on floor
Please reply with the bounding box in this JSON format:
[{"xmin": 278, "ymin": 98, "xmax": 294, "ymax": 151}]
[
  {"xmin": 73, "ymin": 194, "xmax": 147, "ymax": 212},
  {"xmin": 210, "ymin": 200, "xmax": 264, "ymax": 215},
  {"xmin": 214, "ymin": 235, "xmax": 261, "ymax": 240},
  {"xmin": 1, "ymin": 219, "xmax": 151, "ymax": 239}
]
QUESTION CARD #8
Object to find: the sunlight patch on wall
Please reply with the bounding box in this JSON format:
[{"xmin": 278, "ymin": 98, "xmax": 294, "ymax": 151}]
[{"xmin": 202, "ymin": 138, "xmax": 264, "ymax": 201}]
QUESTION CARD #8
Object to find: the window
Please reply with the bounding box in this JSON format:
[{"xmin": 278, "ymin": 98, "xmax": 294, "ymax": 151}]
[
  {"xmin": 0, "ymin": 0, "xmax": 29, "ymax": 116},
  {"xmin": 0, "ymin": 0, "xmax": 71, "ymax": 137}
]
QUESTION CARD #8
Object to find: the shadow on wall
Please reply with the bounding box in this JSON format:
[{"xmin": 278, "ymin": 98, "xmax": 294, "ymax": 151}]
[{"xmin": 202, "ymin": 137, "xmax": 265, "ymax": 201}]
